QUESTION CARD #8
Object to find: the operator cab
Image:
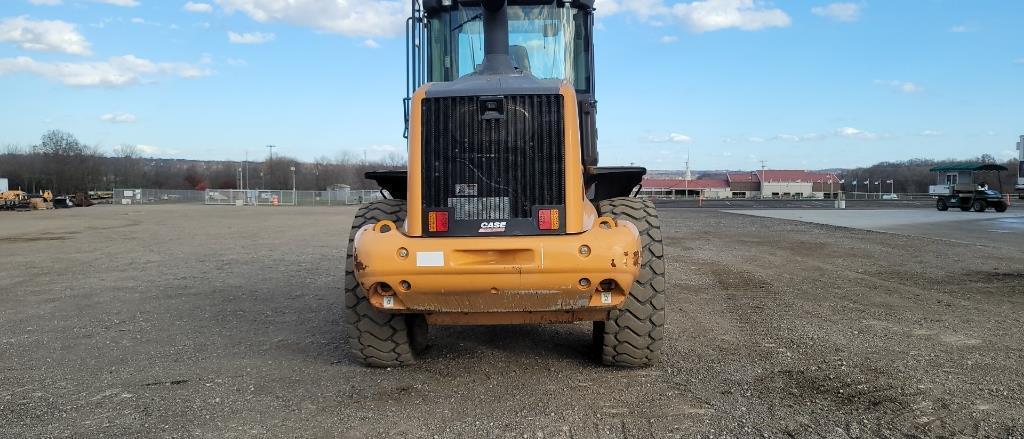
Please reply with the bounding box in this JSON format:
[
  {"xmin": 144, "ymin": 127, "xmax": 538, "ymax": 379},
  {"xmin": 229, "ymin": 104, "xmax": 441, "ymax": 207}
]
[
  {"xmin": 409, "ymin": 0, "xmax": 601, "ymax": 170},
  {"xmin": 423, "ymin": 1, "xmax": 594, "ymax": 95}
]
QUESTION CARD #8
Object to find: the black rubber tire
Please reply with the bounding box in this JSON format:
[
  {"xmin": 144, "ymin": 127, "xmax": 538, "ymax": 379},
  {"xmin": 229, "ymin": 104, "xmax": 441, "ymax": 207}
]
[
  {"xmin": 344, "ymin": 199, "xmax": 427, "ymax": 367},
  {"xmin": 593, "ymin": 197, "xmax": 666, "ymax": 367},
  {"xmin": 936, "ymin": 198, "xmax": 948, "ymax": 211},
  {"xmin": 972, "ymin": 200, "xmax": 987, "ymax": 212},
  {"xmin": 959, "ymin": 205, "xmax": 971, "ymax": 212},
  {"xmin": 995, "ymin": 203, "xmax": 1008, "ymax": 213}
]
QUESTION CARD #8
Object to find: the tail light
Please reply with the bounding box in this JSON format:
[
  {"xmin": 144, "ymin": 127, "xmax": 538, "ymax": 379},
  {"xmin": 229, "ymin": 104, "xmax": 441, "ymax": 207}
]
[
  {"xmin": 428, "ymin": 211, "xmax": 449, "ymax": 232},
  {"xmin": 538, "ymin": 209, "xmax": 559, "ymax": 230}
]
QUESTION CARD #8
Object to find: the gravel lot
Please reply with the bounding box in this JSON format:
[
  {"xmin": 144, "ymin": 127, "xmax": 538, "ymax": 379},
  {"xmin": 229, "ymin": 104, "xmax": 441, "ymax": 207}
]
[{"xmin": 2, "ymin": 204, "xmax": 1023, "ymax": 438}]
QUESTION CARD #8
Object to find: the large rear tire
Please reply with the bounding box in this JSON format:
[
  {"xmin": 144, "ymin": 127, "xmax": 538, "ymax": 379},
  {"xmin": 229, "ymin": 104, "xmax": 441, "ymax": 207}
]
[
  {"xmin": 972, "ymin": 200, "xmax": 987, "ymax": 212},
  {"xmin": 995, "ymin": 203, "xmax": 1008, "ymax": 213},
  {"xmin": 593, "ymin": 197, "xmax": 666, "ymax": 367},
  {"xmin": 344, "ymin": 199, "xmax": 427, "ymax": 367},
  {"xmin": 936, "ymin": 198, "xmax": 949, "ymax": 211}
]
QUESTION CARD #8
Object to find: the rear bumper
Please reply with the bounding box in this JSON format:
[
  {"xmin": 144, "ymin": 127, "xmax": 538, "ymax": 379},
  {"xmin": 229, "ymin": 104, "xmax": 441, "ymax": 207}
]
[{"xmin": 352, "ymin": 217, "xmax": 641, "ymax": 315}]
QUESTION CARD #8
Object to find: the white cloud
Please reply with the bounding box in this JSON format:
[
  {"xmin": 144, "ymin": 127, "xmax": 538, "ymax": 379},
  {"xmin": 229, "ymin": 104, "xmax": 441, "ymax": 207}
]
[
  {"xmin": 659, "ymin": 35, "xmax": 679, "ymax": 43},
  {"xmin": 215, "ymin": 0, "xmax": 406, "ymax": 37},
  {"xmin": 101, "ymin": 112, "xmax": 138, "ymax": 123},
  {"xmin": 228, "ymin": 31, "xmax": 274, "ymax": 44},
  {"xmin": 747, "ymin": 136, "xmax": 765, "ymax": 143},
  {"xmin": 130, "ymin": 17, "xmax": 146, "ymax": 24},
  {"xmin": 91, "ymin": 0, "xmax": 140, "ymax": 6},
  {"xmin": 134, "ymin": 144, "xmax": 179, "ymax": 156},
  {"xmin": 920, "ymin": 130, "xmax": 942, "ymax": 137},
  {"xmin": 835, "ymin": 127, "xmax": 879, "ymax": 140},
  {"xmin": 362, "ymin": 39, "xmax": 380, "ymax": 48},
  {"xmin": 1014, "ymin": 58, "xmax": 1024, "ymax": 65},
  {"xmin": 647, "ymin": 133, "xmax": 693, "ymax": 143},
  {"xmin": 0, "ymin": 16, "xmax": 91, "ymax": 56},
  {"xmin": 594, "ymin": 0, "xmax": 624, "ymax": 18},
  {"xmin": 671, "ymin": 0, "xmax": 791, "ymax": 32},
  {"xmin": 773, "ymin": 133, "xmax": 824, "ymax": 142},
  {"xmin": 184, "ymin": 2, "xmax": 213, "ymax": 13},
  {"xmin": 811, "ymin": 3, "xmax": 861, "ymax": 22},
  {"xmin": 874, "ymin": 79, "xmax": 923, "ymax": 94},
  {"xmin": 225, "ymin": 57, "xmax": 247, "ymax": 66},
  {"xmin": 29, "ymin": 0, "xmax": 63, "ymax": 5},
  {"xmin": 0, "ymin": 55, "xmax": 210, "ymax": 87},
  {"xmin": 949, "ymin": 25, "xmax": 971, "ymax": 33}
]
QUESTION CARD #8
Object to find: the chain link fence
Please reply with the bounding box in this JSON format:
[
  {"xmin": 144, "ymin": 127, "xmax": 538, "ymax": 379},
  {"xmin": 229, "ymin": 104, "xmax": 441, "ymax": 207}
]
[
  {"xmin": 110, "ymin": 188, "xmax": 383, "ymax": 207},
  {"xmin": 113, "ymin": 188, "xmax": 208, "ymax": 205},
  {"xmin": 204, "ymin": 189, "xmax": 384, "ymax": 207}
]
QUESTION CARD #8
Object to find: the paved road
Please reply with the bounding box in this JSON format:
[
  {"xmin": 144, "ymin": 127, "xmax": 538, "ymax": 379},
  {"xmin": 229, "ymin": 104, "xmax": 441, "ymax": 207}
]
[
  {"xmin": 656, "ymin": 198, "xmax": 1023, "ymax": 210},
  {"xmin": 729, "ymin": 209, "xmax": 1024, "ymax": 249}
]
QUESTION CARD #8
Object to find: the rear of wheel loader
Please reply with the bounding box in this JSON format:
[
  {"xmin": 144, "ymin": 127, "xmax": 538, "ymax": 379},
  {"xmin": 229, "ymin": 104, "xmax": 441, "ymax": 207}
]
[{"xmin": 345, "ymin": 0, "xmax": 665, "ymax": 367}]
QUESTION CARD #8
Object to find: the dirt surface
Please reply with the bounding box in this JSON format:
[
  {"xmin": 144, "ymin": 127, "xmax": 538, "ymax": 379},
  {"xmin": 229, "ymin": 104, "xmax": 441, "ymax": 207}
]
[{"xmin": 2, "ymin": 204, "xmax": 1024, "ymax": 438}]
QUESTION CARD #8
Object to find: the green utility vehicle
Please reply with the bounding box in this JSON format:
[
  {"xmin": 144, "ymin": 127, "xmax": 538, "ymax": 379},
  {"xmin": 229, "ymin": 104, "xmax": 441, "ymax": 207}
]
[{"xmin": 929, "ymin": 162, "xmax": 1009, "ymax": 212}]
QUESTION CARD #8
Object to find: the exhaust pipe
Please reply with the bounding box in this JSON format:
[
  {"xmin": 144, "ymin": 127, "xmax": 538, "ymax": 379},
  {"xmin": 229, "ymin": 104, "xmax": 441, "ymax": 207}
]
[{"xmin": 478, "ymin": 0, "xmax": 516, "ymax": 74}]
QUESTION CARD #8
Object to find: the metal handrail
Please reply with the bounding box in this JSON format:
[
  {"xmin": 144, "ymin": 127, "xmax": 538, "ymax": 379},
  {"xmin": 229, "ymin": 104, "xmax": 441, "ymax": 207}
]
[{"xmin": 404, "ymin": 0, "xmax": 426, "ymax": 139}]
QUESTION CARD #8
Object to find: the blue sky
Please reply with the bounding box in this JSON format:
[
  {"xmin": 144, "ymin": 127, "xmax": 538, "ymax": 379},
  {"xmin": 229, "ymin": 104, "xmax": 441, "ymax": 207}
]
[{"xmin": 1, "ymin": 0, "xmax": 1022, "ymax": 170}]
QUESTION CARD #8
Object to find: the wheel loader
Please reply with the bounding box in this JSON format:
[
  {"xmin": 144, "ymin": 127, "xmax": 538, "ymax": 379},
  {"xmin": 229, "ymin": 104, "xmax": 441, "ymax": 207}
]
[{"xmin": 347, "ymin": 0, "xmax": 664, "ymax": 367}]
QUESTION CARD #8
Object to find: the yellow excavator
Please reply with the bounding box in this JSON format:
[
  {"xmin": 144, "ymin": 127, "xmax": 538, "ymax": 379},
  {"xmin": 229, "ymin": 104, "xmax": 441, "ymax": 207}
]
[{"xmin": 346, "ymin": 0, "xmax": 664, "ymax": 367}]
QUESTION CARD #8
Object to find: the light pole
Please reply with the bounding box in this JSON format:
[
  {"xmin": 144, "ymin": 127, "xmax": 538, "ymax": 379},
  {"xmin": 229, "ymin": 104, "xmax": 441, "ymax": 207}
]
[
  {"xmin": 290, "ymin": 166, "xmax": 296, "ymax": 204},
  {"xmin": 266, "ymin": 145, "xmax": 276, "ymax": 188}
]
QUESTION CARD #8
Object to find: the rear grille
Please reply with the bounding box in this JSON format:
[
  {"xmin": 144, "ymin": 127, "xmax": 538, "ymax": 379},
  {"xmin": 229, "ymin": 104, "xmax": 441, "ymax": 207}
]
[{"xmin": 421, "ymin": 94, "xmax": 565, "ymax": 225}]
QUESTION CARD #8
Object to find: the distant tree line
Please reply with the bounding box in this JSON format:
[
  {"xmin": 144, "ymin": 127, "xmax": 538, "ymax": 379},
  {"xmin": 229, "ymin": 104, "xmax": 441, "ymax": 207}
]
[
  {"xmin": 2, "ymin": 130, "xmax": 1020, "ymax": 195},
  {"xmin": 842, "ymin": 154, "xmax": 1020, "ymax": 194},
  {"xmin": 1, "ymin": 130, "xmax": 405, "ymax": 194}
]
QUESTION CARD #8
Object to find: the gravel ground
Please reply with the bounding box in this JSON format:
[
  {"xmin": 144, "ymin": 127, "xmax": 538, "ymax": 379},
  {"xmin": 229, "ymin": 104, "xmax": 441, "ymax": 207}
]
[{"xmin": 2, "ymin": 204, "xmax": 1023, "ymax": 438}]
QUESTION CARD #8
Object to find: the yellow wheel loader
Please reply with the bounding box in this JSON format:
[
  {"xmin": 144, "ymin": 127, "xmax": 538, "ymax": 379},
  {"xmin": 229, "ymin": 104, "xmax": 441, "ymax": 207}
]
[{"xmin": 347, "ymin": 0, "xmax": 664, "ymax": 367}]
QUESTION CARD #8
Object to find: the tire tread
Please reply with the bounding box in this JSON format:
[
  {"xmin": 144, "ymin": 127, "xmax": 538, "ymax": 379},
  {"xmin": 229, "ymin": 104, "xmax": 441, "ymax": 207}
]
[{"xmin": 595, "ymin": 197, "xmax": 666, "ymax": 367}]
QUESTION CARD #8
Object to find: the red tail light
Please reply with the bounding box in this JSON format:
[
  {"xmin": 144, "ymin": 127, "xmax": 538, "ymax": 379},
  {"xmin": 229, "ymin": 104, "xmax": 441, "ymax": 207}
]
[
  {"xmin": 428, "ymin": 211, "xmax": 448, "ymax": 232},
  {"xmin": 538, "ymin": 209, "xmax": 559, "ymax": 230}
]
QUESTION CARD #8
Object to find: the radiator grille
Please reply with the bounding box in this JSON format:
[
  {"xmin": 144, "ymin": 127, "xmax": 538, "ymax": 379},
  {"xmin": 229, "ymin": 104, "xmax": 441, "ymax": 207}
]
[{"xmin": 421, "ymin": 94, "xmax": 565, "ymax": 221}]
